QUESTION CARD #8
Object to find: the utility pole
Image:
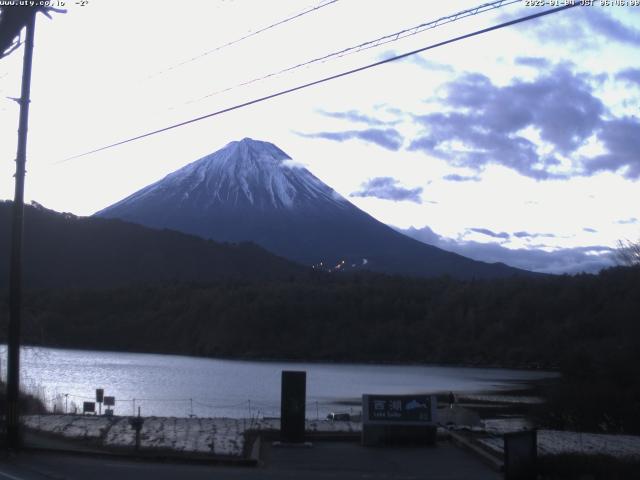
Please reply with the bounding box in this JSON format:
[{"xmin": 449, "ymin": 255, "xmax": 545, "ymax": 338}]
[{"xmin": 6, "ymin": 10, "xmax": 36, "ymax": 449}]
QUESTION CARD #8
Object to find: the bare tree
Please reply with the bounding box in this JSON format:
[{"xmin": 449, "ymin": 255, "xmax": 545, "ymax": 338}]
[{"xmin": 616, "ymin": 238, "xmax": 640, "ymax": 266}]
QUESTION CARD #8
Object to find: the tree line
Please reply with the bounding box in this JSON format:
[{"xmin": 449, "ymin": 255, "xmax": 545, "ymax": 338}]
[{"xmin": 1, "ymin": 265, "xmax": 639, "ymax": 432}]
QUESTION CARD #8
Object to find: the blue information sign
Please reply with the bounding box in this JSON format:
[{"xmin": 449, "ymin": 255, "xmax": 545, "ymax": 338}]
[
  {"xmin": 361, "ymin": 394, "xmax": 438, "ymax": 446},
  {"xmin": 367, "ymin": 395, "xmax": 433, "ymax": 422}
]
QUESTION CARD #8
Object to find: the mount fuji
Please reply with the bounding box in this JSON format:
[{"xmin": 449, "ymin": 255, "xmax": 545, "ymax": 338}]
[{"xmin": 96, "ymin": 138, "xmax": 530, "ymax": 279}]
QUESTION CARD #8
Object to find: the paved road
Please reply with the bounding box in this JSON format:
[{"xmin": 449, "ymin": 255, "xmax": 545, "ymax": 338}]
[{"xmin": 0, "ymin": 442, "xmax": 501, "ymax": 480}]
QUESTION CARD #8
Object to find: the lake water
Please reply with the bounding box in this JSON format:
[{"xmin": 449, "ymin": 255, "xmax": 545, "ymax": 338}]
[{"xmin": 6, "ymin": 346, "xmax": 556, "ymax": 418}]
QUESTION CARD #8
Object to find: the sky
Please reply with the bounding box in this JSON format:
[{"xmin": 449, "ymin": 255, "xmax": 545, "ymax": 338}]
[{"xmin": 1, "ymin": 0, "xmax": 639, "ymax": 274}]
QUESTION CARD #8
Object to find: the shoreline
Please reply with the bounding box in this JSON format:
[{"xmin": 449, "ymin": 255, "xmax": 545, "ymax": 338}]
[{"xmin": 9, "ymin": 342, "xmax": 561, "ymax": 373}]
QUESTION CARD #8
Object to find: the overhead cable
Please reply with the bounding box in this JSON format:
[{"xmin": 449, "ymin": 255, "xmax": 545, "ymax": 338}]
[
  {"xmin": 59, "ymin": 4, "xmax": 579, "ymax": 163},
  {"xmin": 189, "ymin": 0, "xmax": 521, "ymax": 104},
  {"xmin": 149, "ymin": 0, "xmax": 339, "ymax": 79}
]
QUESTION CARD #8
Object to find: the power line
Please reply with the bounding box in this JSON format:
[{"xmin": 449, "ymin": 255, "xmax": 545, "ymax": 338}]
[
  {"xmin": 59, "ymin": 4, "xmax": 579, "ymax": 163},
  {"xmin": 148, "ymin": 0, "xmax": 339, "ymax": 79},
  {"xmin": 187, "ymin": 0, "xmax": 521, "ymax": 105}
]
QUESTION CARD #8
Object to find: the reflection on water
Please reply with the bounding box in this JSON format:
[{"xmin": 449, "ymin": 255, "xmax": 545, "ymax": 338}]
[{"xmin": 3, "ymin": 346, "xmax": 556, "ymax": 418}]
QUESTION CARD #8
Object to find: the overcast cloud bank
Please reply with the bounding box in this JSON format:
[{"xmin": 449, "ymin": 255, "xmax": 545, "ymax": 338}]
[{"xmin": 397, "ymin": 225, "xmax": 616, "ymax": 274}]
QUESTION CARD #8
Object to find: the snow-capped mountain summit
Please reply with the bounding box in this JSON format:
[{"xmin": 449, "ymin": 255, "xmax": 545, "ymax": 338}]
[
  {"xmin": 96, "ymin": 138, "xmax": 531, "ymax": 279},
  {"xmin": 105, "ymin": 138, "xmax": 346, "ymax": 212}
]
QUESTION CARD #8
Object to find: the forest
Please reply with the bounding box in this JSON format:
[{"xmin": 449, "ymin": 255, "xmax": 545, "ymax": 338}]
[{"xmin": 1, "ymin": 264, "xmax": 639, "ymax": 433}]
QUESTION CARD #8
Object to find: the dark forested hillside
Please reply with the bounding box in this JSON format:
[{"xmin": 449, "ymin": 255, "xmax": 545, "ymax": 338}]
[
  {"xmin": 3, "ymin": 266, "xmax": 637, "ymax": 369},
  {"xmin": 1, "ymin": 264, "xmax": 639, "ymax": 432},
  {"xmin": 1, "ymin": 199, "xmax": 639, "ymax": 433},
  {"xmin": 0, "ymin": 201, "xmax": 303, "ymax": 288}
]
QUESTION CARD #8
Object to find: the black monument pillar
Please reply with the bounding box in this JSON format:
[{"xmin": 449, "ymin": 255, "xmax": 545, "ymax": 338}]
[{"xmin": 280, "ymin": 370, "xmax": 306, "ymax": 443}]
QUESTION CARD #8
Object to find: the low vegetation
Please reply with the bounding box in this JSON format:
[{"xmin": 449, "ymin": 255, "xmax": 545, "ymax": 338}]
[{"xmin": 0, "ymin": 381, "xmax": 47, "ymax": 415}]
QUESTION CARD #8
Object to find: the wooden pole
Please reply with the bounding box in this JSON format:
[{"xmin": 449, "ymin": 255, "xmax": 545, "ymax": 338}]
[{"xmin": 6, "ymin": 10, "xmax": 36, "ymax": 449}]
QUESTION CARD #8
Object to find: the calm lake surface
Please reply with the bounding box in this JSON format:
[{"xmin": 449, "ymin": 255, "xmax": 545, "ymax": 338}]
[{"xmin": 7, "ymin": 346, "xmax": 556, "ymax": 418}]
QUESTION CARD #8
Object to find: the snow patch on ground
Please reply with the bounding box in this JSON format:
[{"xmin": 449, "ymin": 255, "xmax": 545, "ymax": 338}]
[
  {"xmin": 23, "ymin": 415, "xmax": 112, "ymax": 440},
  {"xmin": 477, "ymin": 429, "xmax": 640, "ymax": 460},
  {"xmin": 25, "ymin": 414, "xmax": 640, "ymax": 460},
  {"xmin": 482, "ymin": 417, "xmax": 533, "ymax": 434},
  {"xmin": 460, "ymin": 394, "xmax": 544, "ymax": 404},
  {"xmin": 22, "ymin": 415, "xmax": 361, "ymax": 457},
  {"xmin": 252, "ymin": 418, "xmax": 361, "ymax": 433}
]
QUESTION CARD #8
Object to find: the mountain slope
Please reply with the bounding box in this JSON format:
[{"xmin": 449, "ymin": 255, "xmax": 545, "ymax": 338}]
[
  {"xmin": 96, "ymin": 138, "xmax": 533, "ymax": 279},
  {"xmin": 0, "ymin": 201, "xmax": 303, "ymax": 289}
]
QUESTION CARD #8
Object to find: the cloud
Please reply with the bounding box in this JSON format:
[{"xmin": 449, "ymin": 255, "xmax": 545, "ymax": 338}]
[
  {"xmin": 513, "ymin": 231, "xmax": 557, "ymax": 239},
  {"xmin": 514, "ymin": 56, "xmax": 551, "ymax": 69},
  {"xmin": 583, "ymin": 227, "xmax": 597, "ymax": 233},
  {"xmin": 469, "ymin": 228, "xmax": 510, "ymax": 240},
  {"xmin": 408, "ymin": 64, "xmax": 621, "ymax": 179},
  {"xmin": 615, "ymin": 217, "xmax": 638, "ymax": 225},
  {"xmin": 316, "ymin": 109, "xmax": 386, "ymax": 126},
  {"xmin": 398, "ymin": 226, "xmax": 616, "ymax": 274},
  {"xmin": 582, "ymin": 8, "xmax": 640, "ymax": 46},
  {"xmin": 523, "ymin": 8, "xmax": 640, "ymax": 48},
  {"xmin": 583, "ymin": 116, "xmax": 640, "ymax": 179},
  {"xmin": 616, "ymin": 68, "xmax": 640, "ymax": 86},
  {"xmin": 297, "ymin": 128, "xmax": 403, "ymax": 151},
  {"xmin": 409, "ymin": 56, "xmax": 454, "ymax": 72},
  {"xmin": 442, "ymin": 174, "xmax": 480, "ymax": 182},
  {"xmin": 378, "ymin": 50, "xmax": 453, "ymax": 72},
  {"xmin": 351, "ymin": 177, "xmax": 423, "ymax": 203}
]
